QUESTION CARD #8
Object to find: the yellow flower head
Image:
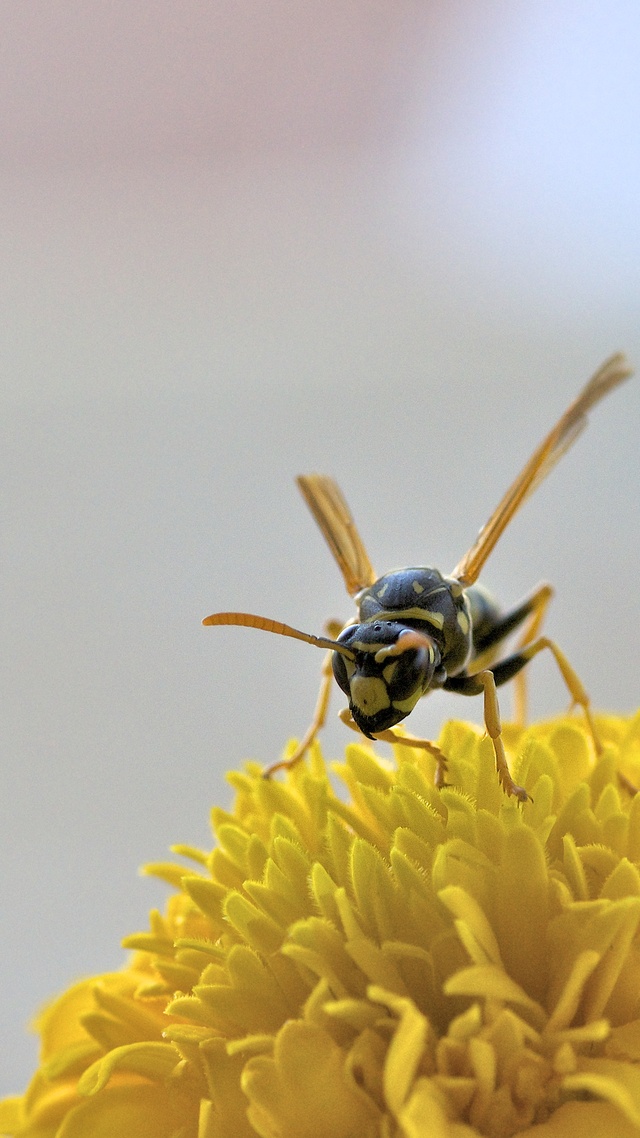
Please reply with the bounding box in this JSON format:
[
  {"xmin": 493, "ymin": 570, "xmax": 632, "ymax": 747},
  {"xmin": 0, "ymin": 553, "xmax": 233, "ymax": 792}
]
[{"xmin": 4, "ymin": 713, "xmax": 640, "ymax": 1138}]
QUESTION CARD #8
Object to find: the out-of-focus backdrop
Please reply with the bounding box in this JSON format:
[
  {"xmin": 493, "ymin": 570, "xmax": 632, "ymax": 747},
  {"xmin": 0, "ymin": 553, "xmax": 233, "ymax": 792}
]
[{"xmin": 1, "ymin": 1, "xmax": 639, "ymax": 1094}]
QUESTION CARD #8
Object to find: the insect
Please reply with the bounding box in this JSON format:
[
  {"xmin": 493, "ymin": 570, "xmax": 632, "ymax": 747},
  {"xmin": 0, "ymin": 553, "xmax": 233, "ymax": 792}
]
[{"xmin": 204, "ymin": 354, "xmax": 632, "ymax": 801}]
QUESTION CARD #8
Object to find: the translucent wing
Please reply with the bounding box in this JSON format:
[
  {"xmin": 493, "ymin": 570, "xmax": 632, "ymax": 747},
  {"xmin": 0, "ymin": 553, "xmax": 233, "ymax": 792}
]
[
  {"xmin": 452, "ymin": 353, "xmax": 633, "ymax": 586},
  {"xmin": 297, "ymin": 473, "xmax": 377, "ymax": 596}
]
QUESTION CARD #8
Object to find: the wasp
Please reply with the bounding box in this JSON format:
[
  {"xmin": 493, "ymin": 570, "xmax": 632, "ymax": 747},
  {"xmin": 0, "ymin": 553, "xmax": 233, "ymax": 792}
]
[{"xmin": 204, "ymin": 354, "xmax": 632, "ymax": 801}]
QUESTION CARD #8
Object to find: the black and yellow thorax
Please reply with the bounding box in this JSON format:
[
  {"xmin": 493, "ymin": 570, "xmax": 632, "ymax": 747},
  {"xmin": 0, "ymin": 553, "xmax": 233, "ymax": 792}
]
[{"xmin": 355, "ymin": 566, "xmax": 475, "ymax": 680}]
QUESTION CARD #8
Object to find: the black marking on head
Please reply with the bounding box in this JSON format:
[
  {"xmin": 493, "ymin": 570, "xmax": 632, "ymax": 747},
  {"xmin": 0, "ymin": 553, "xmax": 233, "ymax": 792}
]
[{"xmin": 332, "ymin": 621, "xmax": 441, "ymax": 736}]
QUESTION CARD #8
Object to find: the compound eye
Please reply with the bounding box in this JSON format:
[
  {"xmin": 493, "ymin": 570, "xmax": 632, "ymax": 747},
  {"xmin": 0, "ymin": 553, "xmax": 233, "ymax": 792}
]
[
  {"xmin": 394, "ymin": 649, "xmax": 422, "ymax": 692},
  {"xmin": 332, "ymin": 648, "xmax": 354, "ymax": 696},
  {"xmin": 381, "ymin": 635, "xmax": 438, "ymax": 706}
]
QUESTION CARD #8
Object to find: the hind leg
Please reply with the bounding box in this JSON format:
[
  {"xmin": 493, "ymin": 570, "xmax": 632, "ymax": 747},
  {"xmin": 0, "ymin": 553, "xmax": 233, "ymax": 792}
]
[
  {"xmin": 512, "ymin": 585, "xmax": 553, "ymax": 724},
  {"xmin": 448, "ymin": 633, "xmax": 601, "ymax": 758},
  {"xmin": 499, "ymin": 635, "xmax": 601, "ymax": 754},
  {"xmin": 470, "ymin": 583, "xmax": 554, "ymax": 725}
]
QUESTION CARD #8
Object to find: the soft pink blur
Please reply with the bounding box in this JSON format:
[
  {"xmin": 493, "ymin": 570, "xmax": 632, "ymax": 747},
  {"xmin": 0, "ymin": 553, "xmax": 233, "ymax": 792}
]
[{"xmin": 0, "ymin": 2, "xmax": 441, "ymax": 161}]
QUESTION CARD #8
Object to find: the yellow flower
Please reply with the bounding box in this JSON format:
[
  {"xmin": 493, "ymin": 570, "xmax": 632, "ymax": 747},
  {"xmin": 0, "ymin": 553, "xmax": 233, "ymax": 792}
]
[{"xmin": 3, "ymin": 712, "xmax": 640, "ymax": 1138}]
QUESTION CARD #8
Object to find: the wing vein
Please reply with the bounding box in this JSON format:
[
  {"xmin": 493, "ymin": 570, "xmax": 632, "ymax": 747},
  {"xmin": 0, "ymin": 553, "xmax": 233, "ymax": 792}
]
[
  {"xmin": 297, "ymin": 473, "xmax": 377, "ymax": 595},
  {"xmin": 452, "ymin": 353, "xmax": 633, "ymax": 585}
]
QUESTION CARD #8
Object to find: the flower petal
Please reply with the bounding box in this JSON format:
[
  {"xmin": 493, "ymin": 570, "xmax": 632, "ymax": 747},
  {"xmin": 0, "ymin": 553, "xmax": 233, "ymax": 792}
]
[
  {"xmin": 241, "ymin": 1020, "xmax": 379, "ymax": 1138},
  {"xmin": 57, "ymin": 1082, "xmax": 196, "ymax": 1138}
]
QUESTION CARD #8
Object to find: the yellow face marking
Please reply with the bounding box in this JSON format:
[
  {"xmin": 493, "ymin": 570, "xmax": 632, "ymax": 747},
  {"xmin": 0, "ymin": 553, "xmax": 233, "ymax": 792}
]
[
  {"xmin": 391, "ymin": 689, "xmax": 423, "ymax": 715},
  {"xmin": 382, "ymin": 661, "xmax": 398, "ymax": 685},
  {"xmin": 349, "ymin": 676, "xmax": 390, "ymax": 715},
  {"xmin": 457, "ymin": 610, "xmax": 470, "ymax": 635},
  {"xmin": 350, "ymin": 639, "xmax": 383, "ymax": 654},
  {"xmin": 366, "ymin": 607, "xmax": 445, "ymax": 629}
]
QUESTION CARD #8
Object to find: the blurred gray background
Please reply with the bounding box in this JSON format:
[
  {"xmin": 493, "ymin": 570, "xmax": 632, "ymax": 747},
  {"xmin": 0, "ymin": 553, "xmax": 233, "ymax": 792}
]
[{"xmin": 1, "ymin": 1, "xmax": 639, "ymax": 1094}]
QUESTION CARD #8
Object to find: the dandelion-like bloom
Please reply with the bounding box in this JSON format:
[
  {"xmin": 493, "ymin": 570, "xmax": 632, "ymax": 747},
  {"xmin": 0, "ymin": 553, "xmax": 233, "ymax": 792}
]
[{"xmin": 4, "ymin": 713, "xmax": 640, "ymax": 1138}]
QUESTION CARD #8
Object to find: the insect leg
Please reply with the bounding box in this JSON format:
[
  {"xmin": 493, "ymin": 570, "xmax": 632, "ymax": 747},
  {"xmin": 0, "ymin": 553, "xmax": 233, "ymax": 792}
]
[
  {"xmin": 511, "ymin": 585, "xmax": 554, "ymax": 725},
  {"xmin": 470, "ymin": 584, "xmax": 554, "ymax": 726},
  {"xmin": 444, "ymin": 668, "xmax": 530, "ymax": 802},
  {"xmin": 471, "ymin": 584, "xmax": 554, "ymax": 659},
  {"xmin": 263, "ymin": 619, "xmax": 345, "ymax": 778},
  {"xmin": 338, "ymin": 709, "xmax": 450, "ymax": 788},
  {"xmin": 511, "ymin": 645, "xmax": 635, "ymax": 794},
  {"xmin": 263, "ymin": 651, "xmax": 335, "ymax": 777},
  {"xmin": 498, "ymin": 636, "xmax": 601, "ymax": 755},
  {"xmin": 448, "ymin": 635, "xmax": 601, "ymax": 755}
]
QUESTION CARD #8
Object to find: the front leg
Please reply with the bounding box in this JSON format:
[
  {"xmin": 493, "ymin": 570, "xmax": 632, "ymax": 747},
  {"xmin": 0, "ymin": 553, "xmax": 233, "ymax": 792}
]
[
  {"xmin": 338, "ymin": 708, "xmax": 450, "ymax": 788},
  {"xmin": 263, "ymin": 619, "xmax": 345, "ymax": 778},
  {"xmin": 444, "ymin": 668, "xmax": 530, "ymax": 802},
  {"xmin": 475, "ymin": 635, "xmax": 600, "ymax": 754}
]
